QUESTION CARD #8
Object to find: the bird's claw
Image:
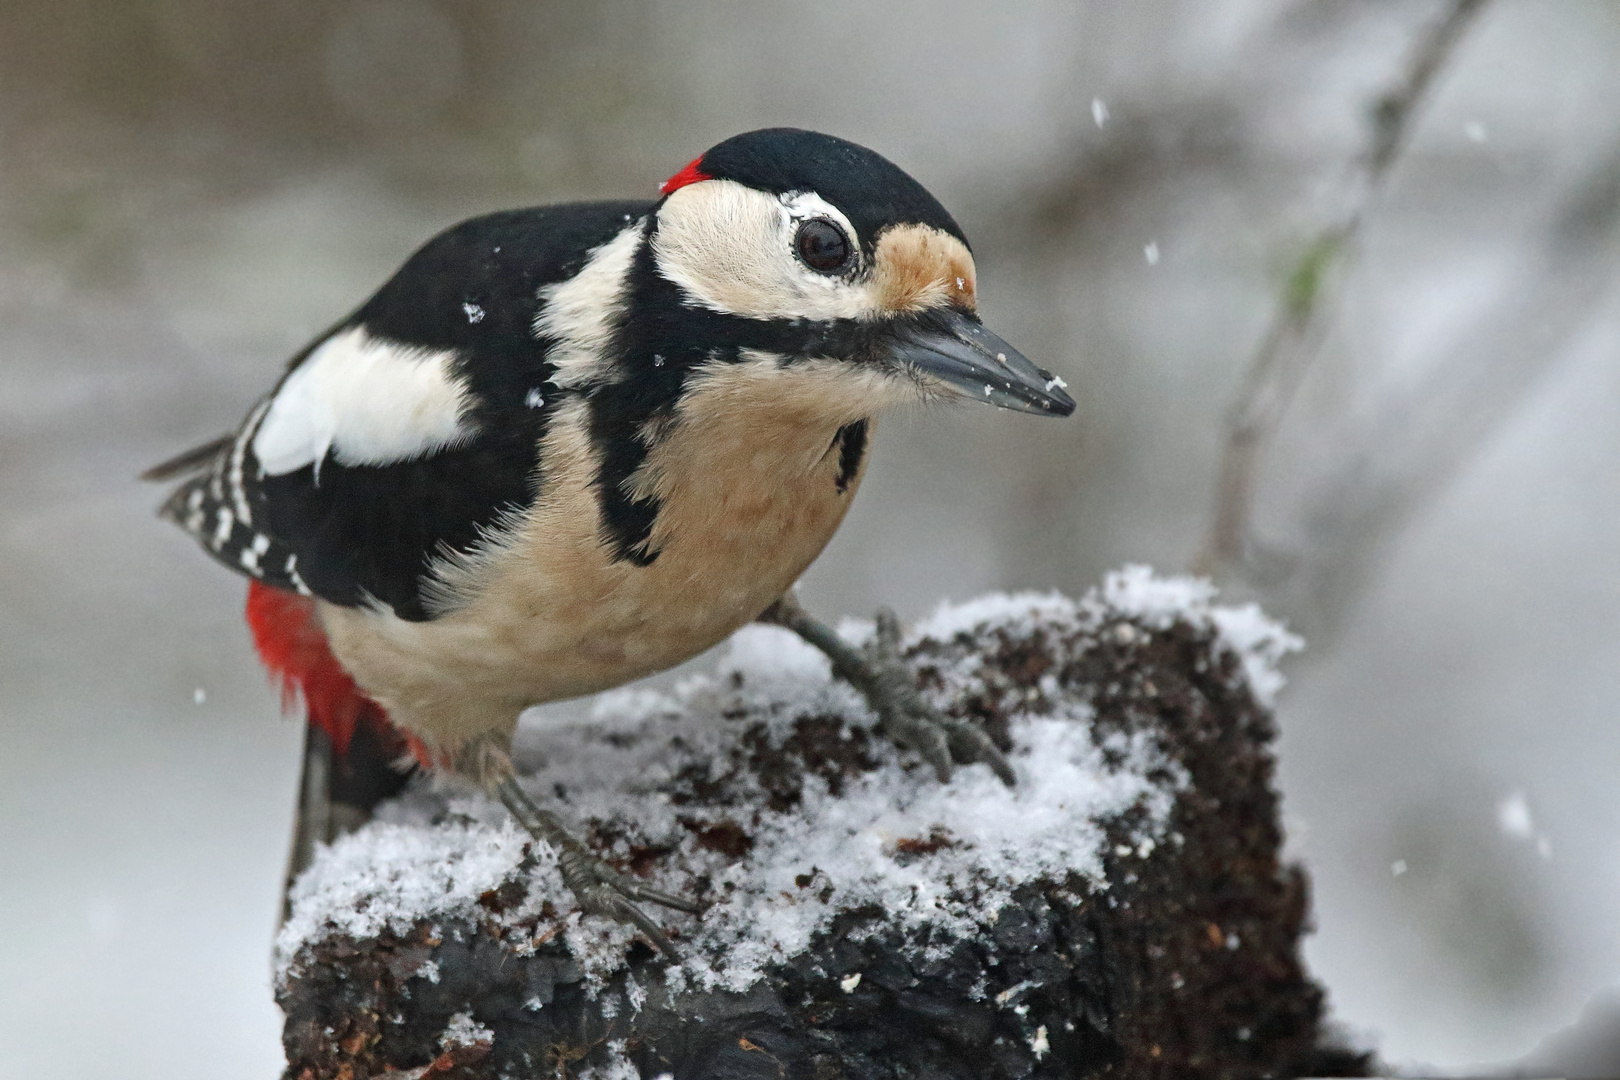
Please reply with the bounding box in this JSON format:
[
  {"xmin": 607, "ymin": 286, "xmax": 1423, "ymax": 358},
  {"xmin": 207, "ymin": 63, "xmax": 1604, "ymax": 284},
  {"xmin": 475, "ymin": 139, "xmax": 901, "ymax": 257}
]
[
  {"xmin": 495, "ymin": 778, "xmax": 701, "ymax": 957},
  {"xmin": 862, "ymin": 608, "xmax": 1017, "ymax": 787},
  {"xmin": 554, "ymin": 844, "xmax": 702, "ymax": 957}
]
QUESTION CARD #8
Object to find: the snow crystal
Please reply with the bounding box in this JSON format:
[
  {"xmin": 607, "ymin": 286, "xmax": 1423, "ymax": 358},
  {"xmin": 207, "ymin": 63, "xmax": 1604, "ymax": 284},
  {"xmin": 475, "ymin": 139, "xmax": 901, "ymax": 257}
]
[
  {"xmin": 1208, "ymin": 605, "xmax": 1301, "ymax": 708},
  {"xmin": 1143, "ymin": 241, "xmax": 1160, "ymax": 266},
  {"xmin": 461, "ymin": 302, "xmax": 485, "ymax": 324},
  {"xmin": 1029, "ymin": 1025, "xmax": 1050, "ymax": 1059},
  {"xmin": 624, "ymin": 972, "xmax": 646, "ymax": 1013},
  {"xmin": 278, "ymin": 569, "xmax": 1297, "ymax": 999},
  {"xmin": 440, "ymin": 1012, "xmax": 492, "ymax": 1049},
  {"xmin": 578, "ymin": 1039, "xmax": 639, "ymax": 1080},
  {"xmin": 995, "ymin": 980, "xmax": 1038, "ymax": 1006},
  {"xmin": 1497, "ymin": 790, "xmax": 1534, "ymax": 839},
  {"xmin": 911, "ymin": 590, "xmax": 1073, "ymax": 643},
  {"xmin": 914, "ymin": 568, "xmax": 1298, "ymax": 709},
  {"xmin": 275, "ymin": 819, "xmax": 547, "ymax": 979},
  {"xmin": 1091, "ymin": 97, "xmax": 1109, "ymax": 128},
  {"xmin": 833, "ymin": 614, "xmax": 876, "ymax": 647},
  {"xmin": 840, "ymin": 972, "xmax": 861, "ymax": 993},
  {"xmin": 1099, "ymin": 563, "xmax": 1215, "ymax": 626},
  {"xmin": 718, "ymin": 622, "xmax": 835, "ymax": 689},
  {"xmin": 1496, "ymin": 790, "xmax": 1553, "ymax": 859},
  {"xmin": 1105, "ymin": 564, "xmax": 1302, "ymax": 707}
]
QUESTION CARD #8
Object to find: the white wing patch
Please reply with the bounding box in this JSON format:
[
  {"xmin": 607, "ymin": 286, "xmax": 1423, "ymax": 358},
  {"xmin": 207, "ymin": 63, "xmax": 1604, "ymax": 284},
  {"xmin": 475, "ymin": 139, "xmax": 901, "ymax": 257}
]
[{"xmin": 253, "ymin": 326, "xmax": 476, "ymax": 476}]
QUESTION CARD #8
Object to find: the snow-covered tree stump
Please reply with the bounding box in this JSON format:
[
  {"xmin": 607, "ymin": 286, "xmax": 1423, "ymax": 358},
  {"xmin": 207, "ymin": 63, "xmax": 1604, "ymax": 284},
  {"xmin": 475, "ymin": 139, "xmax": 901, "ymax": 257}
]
[{"xmin": 275, "ymin": 568, "xmax": 1369, "ymax": 1080}]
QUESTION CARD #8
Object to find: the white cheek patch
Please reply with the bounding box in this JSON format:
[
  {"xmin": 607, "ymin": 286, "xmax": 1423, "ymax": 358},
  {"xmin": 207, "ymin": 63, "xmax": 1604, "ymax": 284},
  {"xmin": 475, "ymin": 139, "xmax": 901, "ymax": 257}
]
[
  {"xmin": 253, "ymin": 326, "xmax": 475, "ymax": 476},
  {"xmin": 535, "ymin": 219, "xmax": 645, "ymax": 390},
  {"xmin": 652, "ymin": 180, "xmax": 880, "ymax": 322}
]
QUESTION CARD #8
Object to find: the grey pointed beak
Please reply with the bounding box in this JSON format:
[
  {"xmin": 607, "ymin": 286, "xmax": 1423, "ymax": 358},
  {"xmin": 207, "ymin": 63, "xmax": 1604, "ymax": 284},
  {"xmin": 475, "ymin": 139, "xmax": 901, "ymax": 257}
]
[{"xmin": 888, "ymin": 311, "xmax": 1076, "ymax": 417}]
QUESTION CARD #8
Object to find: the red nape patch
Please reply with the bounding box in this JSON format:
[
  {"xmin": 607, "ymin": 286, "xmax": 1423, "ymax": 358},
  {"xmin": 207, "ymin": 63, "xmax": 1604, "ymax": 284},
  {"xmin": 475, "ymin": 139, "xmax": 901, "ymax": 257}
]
[
  {"xmin": 659, "ymin": 155, "xmax": 712, "ymax": 195},
  {"xmin": 245, "ymin": 581, "xmax": 435, "ymax": 769}
]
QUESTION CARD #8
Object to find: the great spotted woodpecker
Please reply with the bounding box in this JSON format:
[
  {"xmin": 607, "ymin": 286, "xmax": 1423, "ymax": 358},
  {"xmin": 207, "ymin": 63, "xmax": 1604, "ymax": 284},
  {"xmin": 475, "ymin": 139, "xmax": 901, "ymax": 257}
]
[{"xmin": 147, "ymin": 128, "xmax": 1075, "ymax": 950}]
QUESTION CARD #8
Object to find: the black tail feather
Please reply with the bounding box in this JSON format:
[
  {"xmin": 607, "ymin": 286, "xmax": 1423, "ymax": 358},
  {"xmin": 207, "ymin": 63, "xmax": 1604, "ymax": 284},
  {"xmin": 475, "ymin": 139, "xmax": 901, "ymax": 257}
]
[
  {"xmin": 280, "ymin": 722, "xmax": 417, "ymax": 924},
  {"xmin": 139, "ymin": 435, "xmax": 232, "ymax": 482}
]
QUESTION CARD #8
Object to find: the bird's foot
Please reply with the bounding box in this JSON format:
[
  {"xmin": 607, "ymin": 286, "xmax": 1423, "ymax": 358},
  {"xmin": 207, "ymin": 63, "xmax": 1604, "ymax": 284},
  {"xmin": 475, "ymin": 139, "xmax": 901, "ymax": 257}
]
[
  {"xmin": 760, "ymin": 595, "xmax": 1015, "ymax": 786},
  {"xmin": 494, "ymin": 778, "xmax": 701, "ymax": 956},
  {"xmin": 858, "ymin": 608, "xmax": 1016, "ymax": 786}
]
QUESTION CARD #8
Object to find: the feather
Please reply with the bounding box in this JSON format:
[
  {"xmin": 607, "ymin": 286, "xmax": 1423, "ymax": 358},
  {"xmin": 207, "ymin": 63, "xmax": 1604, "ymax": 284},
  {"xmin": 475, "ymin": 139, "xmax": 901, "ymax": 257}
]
[
  {"xmin": 245, "ymin": 579, "xmax": 432, "ymax": 767},
  {"xmin": 138, "ymin": 434, "xmax": 232, "ymax": 482}
]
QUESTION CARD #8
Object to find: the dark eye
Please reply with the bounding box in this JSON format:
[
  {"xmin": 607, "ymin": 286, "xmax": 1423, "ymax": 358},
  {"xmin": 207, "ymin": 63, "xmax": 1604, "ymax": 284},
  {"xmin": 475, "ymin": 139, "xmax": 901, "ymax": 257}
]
[{"xmin": 795, "ymin": 218, "xmax": 852, "ymax": 274}]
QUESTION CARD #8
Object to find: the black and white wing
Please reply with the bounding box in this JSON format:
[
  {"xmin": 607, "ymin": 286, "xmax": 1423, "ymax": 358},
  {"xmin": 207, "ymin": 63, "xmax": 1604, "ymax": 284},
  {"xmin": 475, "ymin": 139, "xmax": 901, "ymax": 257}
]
[
  {"xmin": 160, "ymin": 398, "xmax": 312, "ymax": 595},
  {"xmin": 158, "ymin": 200, "xmax": 653, "ymax": 621}
]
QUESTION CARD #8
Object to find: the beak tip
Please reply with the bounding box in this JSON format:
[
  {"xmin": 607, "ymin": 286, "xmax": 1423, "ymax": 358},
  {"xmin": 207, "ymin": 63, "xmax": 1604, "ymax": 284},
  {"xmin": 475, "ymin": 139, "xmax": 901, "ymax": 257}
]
[
  {"xmin": 889, "ymin": 312, "xmax": 1078, "ymax": 418},
  {"xmin": 1034, "ymin": 396, "xmax": 1076, "ymax": 418},
  {"xmin": 1036, "ymin": 370, "xmax": 1077, "ymax": 417}
]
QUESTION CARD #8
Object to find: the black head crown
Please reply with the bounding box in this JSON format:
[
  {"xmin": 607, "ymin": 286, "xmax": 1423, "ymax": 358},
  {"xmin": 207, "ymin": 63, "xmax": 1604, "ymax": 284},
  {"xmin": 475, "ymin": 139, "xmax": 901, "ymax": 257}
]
[{"xmin": 662, "ymin": 128, "xmax": 969, "ymax": 254}]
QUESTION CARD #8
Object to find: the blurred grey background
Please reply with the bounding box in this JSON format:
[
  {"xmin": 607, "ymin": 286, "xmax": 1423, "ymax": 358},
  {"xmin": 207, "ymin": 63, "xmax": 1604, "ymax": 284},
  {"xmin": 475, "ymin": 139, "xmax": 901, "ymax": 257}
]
[{"xmin": 2, "ymin": 1, "xmax": 1617, "ymax": 1075}]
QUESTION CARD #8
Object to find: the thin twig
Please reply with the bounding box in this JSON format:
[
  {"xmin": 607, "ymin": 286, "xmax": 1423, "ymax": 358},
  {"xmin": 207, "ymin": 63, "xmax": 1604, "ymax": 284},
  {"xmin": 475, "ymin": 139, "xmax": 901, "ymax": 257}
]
[
  {"xmin": 1197, "ymin": 0, "xmax": 1490, "ymax": 575},
  {"xmin": 1275, "ymin": 143, "xmax": 1620, "ymax": 633}
]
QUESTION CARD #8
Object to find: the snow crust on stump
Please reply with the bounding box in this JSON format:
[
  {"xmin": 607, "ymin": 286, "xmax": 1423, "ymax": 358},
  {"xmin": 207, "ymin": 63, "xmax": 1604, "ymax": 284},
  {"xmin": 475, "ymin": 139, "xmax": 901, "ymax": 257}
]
[
  {"xmin": 276, "ymin": 567, "xmax": 1361, "ymax": 1080},
  {"xmin": 278, "ymin": 567, "xmax": 1287, "ymax": 994}
]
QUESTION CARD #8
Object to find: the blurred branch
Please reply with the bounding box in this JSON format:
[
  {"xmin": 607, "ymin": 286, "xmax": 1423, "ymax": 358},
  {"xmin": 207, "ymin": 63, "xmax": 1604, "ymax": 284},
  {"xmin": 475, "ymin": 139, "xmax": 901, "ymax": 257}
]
[
  {"xmin": 1197, "ymin": 0, "xmax": 1490, "ymax": 576},
  {"xmin": 1273, "ymin": 144, "xmax": 1620, "ymax": 628}
]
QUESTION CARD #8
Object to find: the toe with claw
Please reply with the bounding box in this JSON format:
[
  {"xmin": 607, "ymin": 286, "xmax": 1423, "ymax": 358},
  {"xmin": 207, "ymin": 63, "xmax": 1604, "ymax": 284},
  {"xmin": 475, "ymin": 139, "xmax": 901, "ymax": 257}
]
[
  {"xmin": 495, "ymin": 778, "xmax": 702, "ymax": 956},
  {"xmin": 858, "ymin": 608, "xmax": 1017, "ymax": 786},
  {"xmin": 761, "ymin": 594, "xmax": 1016, "ymax": 786}
]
